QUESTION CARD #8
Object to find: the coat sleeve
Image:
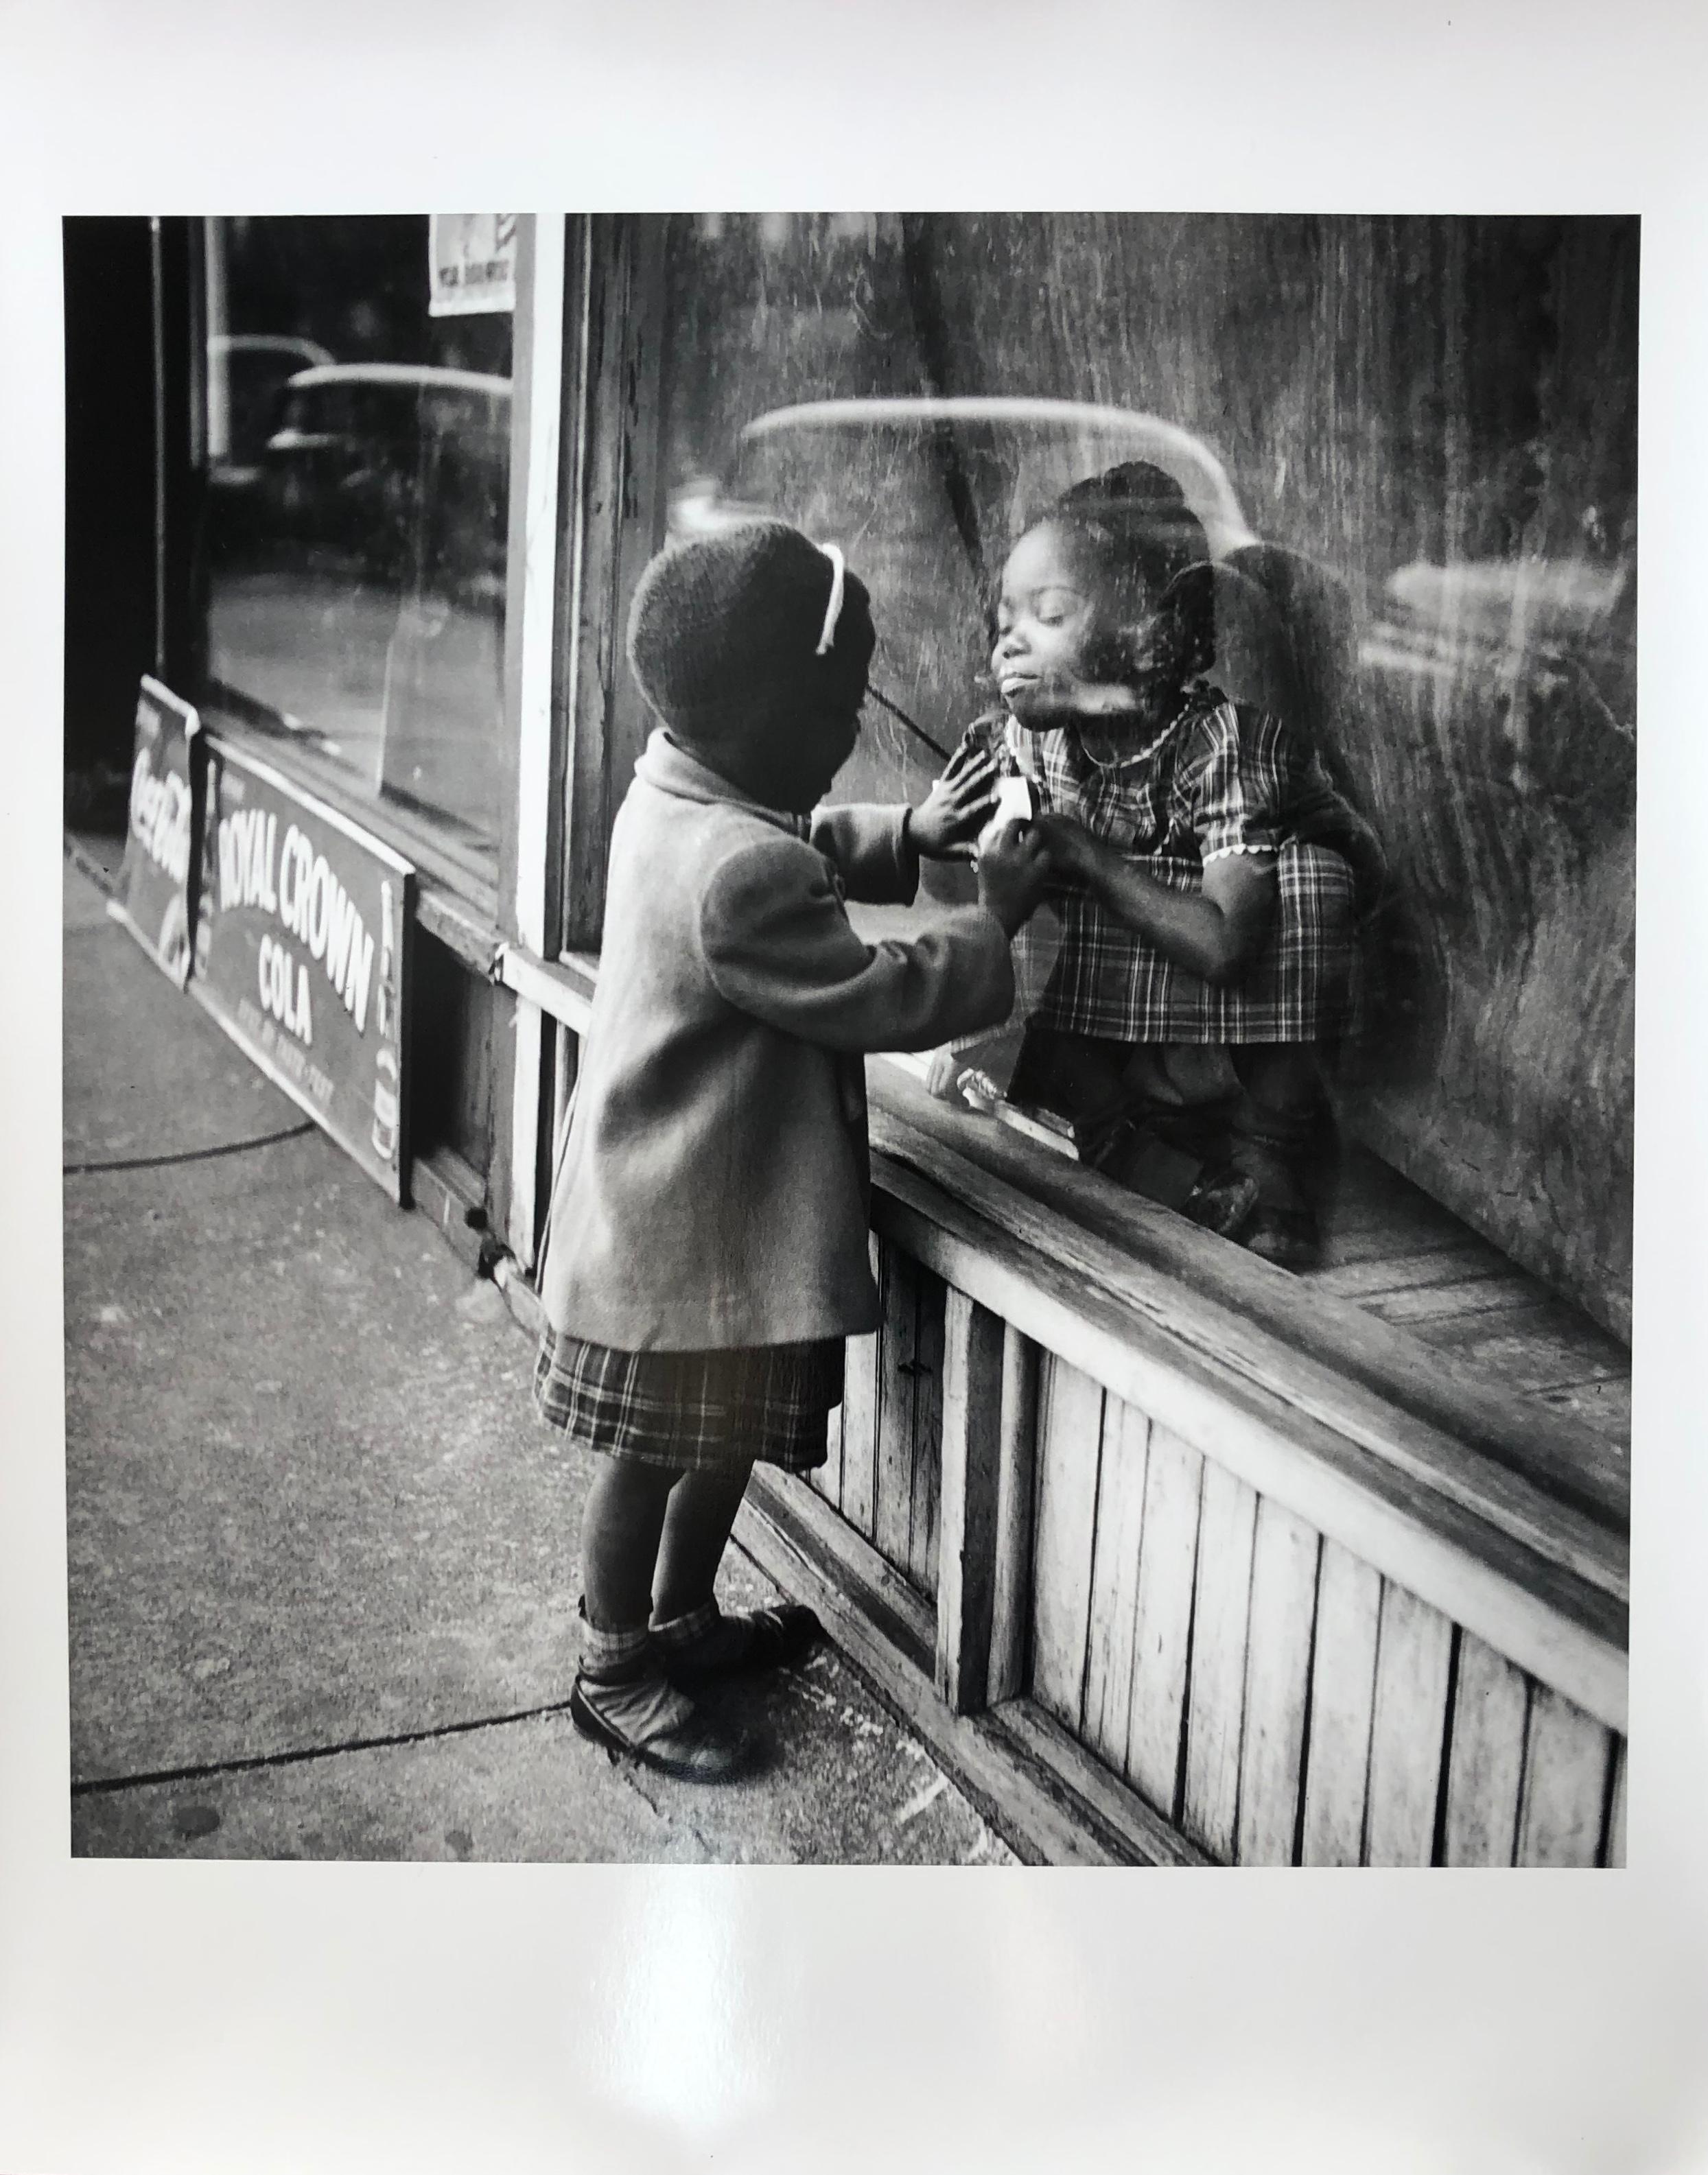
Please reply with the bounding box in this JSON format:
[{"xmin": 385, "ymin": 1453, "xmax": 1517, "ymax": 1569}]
[
  {"xmin": 806, "ymin": 803, "xmax": 920, "ymax": 905},
  {"xmin": 700, "ymin": 834, "xmax": 1015, "ymax": 1054}
]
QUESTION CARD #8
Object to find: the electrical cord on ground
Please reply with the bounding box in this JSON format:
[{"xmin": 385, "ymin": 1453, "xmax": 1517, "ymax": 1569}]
[{"xmin": 65, "ymin": 1120, "xmax": 317, "ymax": 1176}]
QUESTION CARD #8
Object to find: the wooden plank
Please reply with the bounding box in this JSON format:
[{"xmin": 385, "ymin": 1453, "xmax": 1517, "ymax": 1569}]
[
  {"xmin": 935, "ymin": 1289, "xmax": 1007, "ymax": 1715},
  {"xmin": 1300, "ymin": 1539, "xmax": 1383, "ymax": 1866},
  {"xmin": 1516, "ymin": 1684, "xmax": 1615, "ymax": 1867},
  {"xmin": 1312, "ymin": 1244, "xmax": 1512, "ymax": 1303},
  {"xmin": 1363, "ymin": 1278, "xmax": 1545, "ymax": 1329},
  {"xmin": 992, "ymin": 1702, "xmax": 1211, "ymax": 1869},
  {"xmin": 1535, "ymin": 1377, "xmax": 1632, "ymax": 1455},
  {"xmin": 1235, "ymin": 1498, "xmax": 1322, "ymax": 1864},
  {"xmin": 837, "ymin": 1235, "xmax": 882, "ymax": 1540},
  {"xmin": 1430, "ymin": 1302, "xmax": 1629, "ymax": 1393},
  {"xmin": 1442, "ymin": 1631, "xmax": 1528, "ymax": 1866},
  {"xmin": 1365, "ymin": 1584, "xmax": 1455, "ymax": 1865},
  {"xmin": 908, "ymin": 1269, "xmax": 946, "ymax": 1597},
  {"xmin": 746, "ymin": 1468, "xmax": 934, "ymax": 1667},
  {"xmin": 1606, "ymin": 1738, "xmax": 1626, "ymax": 1868},
  {"xmin": 1124, "ymin": 1424, "xmax": 1205, "ymax": 1818},
  {"xmin": 872, "ymin": 1176, "xmax": 1628, "ymax": 1732},
  {"xmin": 733, "ymin": 1479, "xmax": 1117, "ymax": 1865},
  {"xmin": 1182, "ymin": 1461, "xmax": 1259, "ymax": 1861},
  {"xmin": 810, "ymin": 1401, "xmax": 845, "ymax": 1509},
  {"xmin": 867, "ymin": 1074, "xmax": 1629, "ymax": 1531},
  {"xmin": 987, "ymin": 1324, "xmax": 1040, "ymax": 1704},
  {"xmin": 1027, "ymin": 1356, "xmax": 1105, "ymax": 1730},
  {"xmin": 1080, "ymin": 1398, "xmax": 1151, "ymax": 1772},
  {"xmin": 875, "ymin": 1240, "xmax": 920, "ymax": 1576}
]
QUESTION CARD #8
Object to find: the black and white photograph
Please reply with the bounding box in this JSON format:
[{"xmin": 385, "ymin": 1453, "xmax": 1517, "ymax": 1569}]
[
  {"xmin": 58, "ymin": 209, "xmax": 1635, "ymax": 1869},
  {"xmin": 5, "ymin": 5, "xmax": 1707, "ymax": 2172}
]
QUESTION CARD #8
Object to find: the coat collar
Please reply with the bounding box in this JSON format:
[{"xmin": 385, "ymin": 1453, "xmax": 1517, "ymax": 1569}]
[{"xmin": 635, "ymin": 730, "xmax": 812, "ymax": 840}]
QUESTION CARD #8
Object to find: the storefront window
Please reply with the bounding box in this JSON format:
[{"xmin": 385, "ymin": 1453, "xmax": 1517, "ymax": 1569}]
[
  {"xmin": 202, "ymin": 215, "xmax": 514, "ymax": 884},
  {"xmin": 650, "ymin": 213, "xmax": 1637, "ymax": 1333}
]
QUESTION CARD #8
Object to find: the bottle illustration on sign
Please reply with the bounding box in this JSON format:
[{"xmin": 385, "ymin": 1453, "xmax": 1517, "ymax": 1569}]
[{"xmin": 371, "ymin": 878, "xmax": 400, "ymax": 1164}]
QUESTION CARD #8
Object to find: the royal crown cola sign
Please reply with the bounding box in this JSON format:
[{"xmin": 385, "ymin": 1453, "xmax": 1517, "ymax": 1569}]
[
  {"xmin": 192, "ymin": 738, "xmax": 414, "ymax": 1201},
  {"xmin": 112, "ymin": 676, "xmax": 200, "ymax": 987}
]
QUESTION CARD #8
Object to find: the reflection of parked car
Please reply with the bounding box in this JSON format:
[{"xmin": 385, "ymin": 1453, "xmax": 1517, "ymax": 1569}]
[
  {"xmin": 668, "ymin": 397, "xmax": 1346, "ymax": 803},
  {"xmin": 208, "ymin": 333, "xmax": 336, "ymax": 473},
  {"xmin": 215, "ymin": 363, "xmax": 512, "ymax": 590}
]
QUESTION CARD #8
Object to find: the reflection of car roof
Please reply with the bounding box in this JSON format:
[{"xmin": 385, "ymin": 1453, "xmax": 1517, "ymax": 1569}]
[
  {"xmin": 1381, "ymin": 559, "xmax": 1630, "ymax": 644},
  {"xmin": 212, "ymin": 334, "xmax": 335, "ymax": 367},
  {"xmin": 284, "ymin": 364, "xmax": 512, "ymax": 399},
  {"xmin": 733, "ymin": 397, "xmax": 1256, "ymax": 556}
]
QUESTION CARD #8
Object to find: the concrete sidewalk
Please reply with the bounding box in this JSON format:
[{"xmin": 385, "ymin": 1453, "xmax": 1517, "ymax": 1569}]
[{"xmin": 62, "ymin": 845, "xmax": 1012, "ymax": 1864}]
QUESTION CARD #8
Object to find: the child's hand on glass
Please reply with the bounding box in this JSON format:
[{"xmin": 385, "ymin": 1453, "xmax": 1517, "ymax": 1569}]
[
  {"xmin": 976, "ymin": 819, "xmax": 1052, "ymax": 935},
  {"xmin": 910, "ymin": 738, "xmax": 1001, "ymax": 859}
]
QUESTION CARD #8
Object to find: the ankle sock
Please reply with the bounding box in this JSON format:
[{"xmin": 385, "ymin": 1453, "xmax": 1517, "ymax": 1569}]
[
  {"xmin": 578, "ymin": 1609, "xmax": 653, "ymax": 1686},
  {"xmin": 652, "ymin": 1600, "xmax": 752, "ymax": 1669}
]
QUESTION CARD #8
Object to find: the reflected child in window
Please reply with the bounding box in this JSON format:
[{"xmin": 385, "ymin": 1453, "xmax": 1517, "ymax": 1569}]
[
  {"xmin": 533, "ymin": 521, "xmax": 1047, "ymax": 1782},
  {"xmin": 934, "ymin": 461, "xmax": 1383, "ymax": 1270}
]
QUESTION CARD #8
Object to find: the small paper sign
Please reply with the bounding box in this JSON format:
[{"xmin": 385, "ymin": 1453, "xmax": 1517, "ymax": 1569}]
[{"xmin": 428, "ymin": 214, "xmax": 518, "ymax": 317}]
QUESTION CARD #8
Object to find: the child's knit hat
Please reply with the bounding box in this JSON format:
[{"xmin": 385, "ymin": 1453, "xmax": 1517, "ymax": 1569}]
[{"xmin": 627, "ymin": 520, "xmax": 876, "ymax": 741}]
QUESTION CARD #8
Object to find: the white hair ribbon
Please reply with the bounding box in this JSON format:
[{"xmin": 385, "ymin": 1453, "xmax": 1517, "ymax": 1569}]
[{"xmin": 815, "ymin": 543, "xmax": 846, "ymax": 655}]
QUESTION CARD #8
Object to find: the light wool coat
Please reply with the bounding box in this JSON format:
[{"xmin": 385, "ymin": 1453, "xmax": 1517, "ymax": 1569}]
[{"xmin": 539, "ymin": 731, "xmax": 1015, "ymax": 1350}]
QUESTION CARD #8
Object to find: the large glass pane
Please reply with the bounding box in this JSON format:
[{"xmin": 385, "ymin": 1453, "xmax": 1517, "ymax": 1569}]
[
  {"xmin": 650, "ymin": 213, "xmax": 1636, "ymax": 1332},
  {"xmin": 202, "ymin": 215, "xmax": 514, "ymax": 875}
]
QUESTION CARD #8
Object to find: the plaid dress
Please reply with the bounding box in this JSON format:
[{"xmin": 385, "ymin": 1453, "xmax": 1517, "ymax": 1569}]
[
  {"xmin": 983, "ymin": 692, "xmax": 1378, "ymax": 1046},
  {"xmin": 534, "ymin": 1323, "xmax": 841, "ymax": 1474}
]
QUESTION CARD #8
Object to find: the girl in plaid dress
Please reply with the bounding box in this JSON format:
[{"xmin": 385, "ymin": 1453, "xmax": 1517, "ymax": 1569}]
[
  {"xmin": 941, "ymin": 463, "xmax": 1383, "ymax": 1268},
  {"xmin": 535, "ymin": 521, "xmax": 1046, "ymax": 1782}
]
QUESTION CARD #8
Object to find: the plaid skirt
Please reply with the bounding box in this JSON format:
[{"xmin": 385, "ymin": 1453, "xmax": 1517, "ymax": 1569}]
[
  {"xmin": 1034, "ymin": 840, "xmax": 1361, "ymax": 1045},
  {"xmin": 533, "ymin": 1324, "xmax": 842, "ymax": 1474}
]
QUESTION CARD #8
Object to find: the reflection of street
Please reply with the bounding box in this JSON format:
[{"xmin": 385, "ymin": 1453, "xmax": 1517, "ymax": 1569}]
[{"xmin": 207, "ymin": 569, "xmax": 505, "ymax": 843}]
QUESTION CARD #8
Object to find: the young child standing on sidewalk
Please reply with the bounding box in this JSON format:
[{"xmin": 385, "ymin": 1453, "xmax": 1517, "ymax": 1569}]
[{"xmin": 534, "ymin": 520, "xmax": 1046, "ymax": 1783}]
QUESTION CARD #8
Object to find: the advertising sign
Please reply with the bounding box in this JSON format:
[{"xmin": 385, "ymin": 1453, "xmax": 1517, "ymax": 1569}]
[
  {"xmin": 428, "ymin": 214, "xmax": 518, "ymax": 316},
  {"xmin": 112, "ymin": 675, "xmax": 200, "ymax": 987},
  {"xmin": 191, "ymin": 738, "xmax": 414, "ymax": 1201}
]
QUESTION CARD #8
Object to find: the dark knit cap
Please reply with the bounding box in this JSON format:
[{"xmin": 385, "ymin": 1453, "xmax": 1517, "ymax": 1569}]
[{"xmin": 627, "ymin": 519, "xmax": 876, "ymax": 740}]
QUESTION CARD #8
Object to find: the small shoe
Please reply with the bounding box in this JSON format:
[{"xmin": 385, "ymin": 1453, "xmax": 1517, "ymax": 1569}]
[
  {"xmin": 1239, "ymin": 1205, "xmax": 1321, "ymax": 1271},
  {"xmin": 568, "ymin": 1669, "xmax": 754, "ymax": 1783},
  {"xmin": 657, "ymin": 1603, "xmax": 823, "ymax": 1691},
  {"xmin": 1180, "ymin": 1164, "xmax": 1261, "ymax": 1241}
]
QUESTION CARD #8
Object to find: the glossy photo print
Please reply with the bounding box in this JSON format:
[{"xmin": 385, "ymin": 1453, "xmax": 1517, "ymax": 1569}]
[{"xmin": 61, "ymin": 213, "xmax": 1630, "ymax": 1869}]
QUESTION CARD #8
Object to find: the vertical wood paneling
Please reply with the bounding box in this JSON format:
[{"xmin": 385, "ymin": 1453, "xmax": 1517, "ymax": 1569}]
[
  {"xmin": 1028, "ymin": 1356, "xmax": 1105, "ymax": 1730},
  {"xmin": 1123, "ymin": 1424, "xmax": 1205, "ymax": 1818},
  {"xmin": 907, "ymin": 1269, "xmax": 946, "ymax": 1595},
  {"xmin": 987, "ymin": 1326, "xmax": 1040, "ymax": 1705},
  {"xmin": 1516, "ymin": 1684, "xmax": 1614, "ymax": 1867},
  {"xmin": 1442, "ymin": 1631, "xmax": 1529, "ymax": 1866},
  {"xmin": 875, "ymin": 1241, "xmax": 920, "ymax": 1573},
  {"xmin": 839, "ymin": 1237, "xmax": 882, "ymax": 1540},
  {"xmin": 811, "ymin": 1402, "xmax": 845, "ymax": 1509},
  {"xmin": 1365, "ymin": 1584, "xmax": 1455, "ymax": 1865},
  {"xmin": 1236, "ymin": 1498, "xmax": 1322, "ymax": 1865},
  {"xmin": 1606, "ymin": 1739, "xmax": 1626, "ymax": 1868},
  {"xmin": 935, "ymin": 1289, "xmax": 1007, "ymax": 1714},
  {"xmin": 1183, "ymin": 1462, "xmax": 1259, "ymax": 1862},
  {"xmin": 1080, "ymin": 1399, "xmax": 1151, "ymax": 1770},
  {"xmin": 1300, "ymin": 1540, "xmax": 1383, "ymax": 1865}
]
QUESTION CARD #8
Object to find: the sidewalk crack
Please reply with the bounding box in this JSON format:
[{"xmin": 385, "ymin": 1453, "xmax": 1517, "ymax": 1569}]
[{"xmin": 71, "ymin": 1695, "xmax": 579, "ymax": 1798}]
